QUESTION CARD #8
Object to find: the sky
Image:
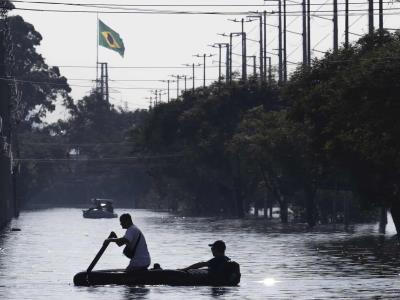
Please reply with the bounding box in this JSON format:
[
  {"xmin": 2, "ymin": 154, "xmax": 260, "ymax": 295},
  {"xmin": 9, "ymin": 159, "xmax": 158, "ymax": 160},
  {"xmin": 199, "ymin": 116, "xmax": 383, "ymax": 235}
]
[{"xmin": 8, "ymin": 0, "xmax": 400, "ymax": 122}]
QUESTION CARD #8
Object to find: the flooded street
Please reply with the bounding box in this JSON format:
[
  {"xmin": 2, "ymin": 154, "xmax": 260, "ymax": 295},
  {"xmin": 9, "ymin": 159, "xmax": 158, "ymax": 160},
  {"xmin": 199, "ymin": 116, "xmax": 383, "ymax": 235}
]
[{"xmin": 0, "ymin": 208, "xmax": 400, "ymax": 299}]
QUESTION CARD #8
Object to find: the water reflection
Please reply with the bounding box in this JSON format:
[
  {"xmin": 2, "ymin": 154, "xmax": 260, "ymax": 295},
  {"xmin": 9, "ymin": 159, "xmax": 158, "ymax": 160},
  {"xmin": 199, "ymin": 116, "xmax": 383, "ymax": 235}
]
[
  {"xmin": 124, "ymin": 286, "xmax": 150, "ymax": 300},
  {"xmin": 261, "ymin": 277, "xmax": 279, "ymax": 287},
  {"xmin": 210, "ymin": 287, "xmax": 234, "ymax": 298},
  {"xmin": 312, "ymin": 235, "xmax": 400, "ymax": 277}
]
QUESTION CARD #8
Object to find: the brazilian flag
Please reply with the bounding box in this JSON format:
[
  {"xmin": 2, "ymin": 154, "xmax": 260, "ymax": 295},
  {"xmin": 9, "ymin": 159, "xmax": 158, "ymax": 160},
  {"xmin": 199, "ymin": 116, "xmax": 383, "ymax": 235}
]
[{"xmin": 98, "ymin": 19, "xmax": 125, "ymax": 57}]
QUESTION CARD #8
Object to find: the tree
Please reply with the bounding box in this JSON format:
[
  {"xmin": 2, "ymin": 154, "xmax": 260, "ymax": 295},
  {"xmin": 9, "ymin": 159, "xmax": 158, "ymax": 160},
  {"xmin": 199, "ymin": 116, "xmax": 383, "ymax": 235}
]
[
  {"xmin": 285, "ymin": 31, "xmax": 400, "ymax": 233},
  {"xmin": 0, "ymin": 15, "xmax": 72, "ymax": 125},
  {"xmin": 230, "ymin": 108, "xmax": 321, "ymax": 224}
]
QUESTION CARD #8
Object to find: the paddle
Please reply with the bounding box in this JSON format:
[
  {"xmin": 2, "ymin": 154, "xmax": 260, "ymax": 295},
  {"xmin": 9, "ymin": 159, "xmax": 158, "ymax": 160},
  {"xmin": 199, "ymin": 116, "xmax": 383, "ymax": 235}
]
[{"xmin": 87, "ymin": 231, "xmax": 117, "ymax": 273}]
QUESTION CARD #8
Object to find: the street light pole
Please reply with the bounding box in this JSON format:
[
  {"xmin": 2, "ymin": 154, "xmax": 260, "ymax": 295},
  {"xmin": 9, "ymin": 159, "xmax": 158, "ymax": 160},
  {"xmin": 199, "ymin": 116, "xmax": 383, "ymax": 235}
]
[
  {"xmin": 247, "ymin": 14, "xmax": 263, "ymax": 82},
  {"xmin": 194, "ymin": 54, "xmax": 213, "ymax": 88},
  {"xmin": 183, "ymin": 63, "xmax": 201, "ymax": 92},
  {"xmin": 170, "ymin": 75, "xmax": 185, "ymax": 98},
  {"xmin": 210, "ymin": 43, "xmax": 229, "ymax": 83}
]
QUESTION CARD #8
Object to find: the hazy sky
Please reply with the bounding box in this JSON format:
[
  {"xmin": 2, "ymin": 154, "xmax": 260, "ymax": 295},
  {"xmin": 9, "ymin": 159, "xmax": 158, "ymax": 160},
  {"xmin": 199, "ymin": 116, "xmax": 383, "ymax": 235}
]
[{"xmin": 9, "ymin": 0, "xmax": 400, "ymax": 122}]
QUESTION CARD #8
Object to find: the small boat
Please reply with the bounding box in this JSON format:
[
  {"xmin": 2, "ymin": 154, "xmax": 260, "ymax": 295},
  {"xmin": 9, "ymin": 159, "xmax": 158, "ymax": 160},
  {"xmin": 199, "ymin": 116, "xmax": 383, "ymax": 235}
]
[
  {"xmin": 83, "ymin": 198, "xmax": 118, "ymax": 219},
  {"xmin": 73, "ymin": 267, "xmax": 241, "ymax": 286}
]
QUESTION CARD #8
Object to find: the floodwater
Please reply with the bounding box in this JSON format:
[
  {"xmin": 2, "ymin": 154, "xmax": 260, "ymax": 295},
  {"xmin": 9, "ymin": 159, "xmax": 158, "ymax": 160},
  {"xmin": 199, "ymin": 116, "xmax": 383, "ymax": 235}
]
[{"xmin": 0, "ymin": 208, "xmax": 400, "ymax": 299}]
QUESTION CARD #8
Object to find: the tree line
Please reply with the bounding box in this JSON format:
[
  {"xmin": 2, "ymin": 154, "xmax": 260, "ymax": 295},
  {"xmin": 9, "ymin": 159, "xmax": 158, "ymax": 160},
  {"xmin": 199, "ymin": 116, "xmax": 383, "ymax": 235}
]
[
  {"xmin": 3, "ymin": 11, "xmax": 400, "ymax": 234},
  {"xmin": 132, "ymin": 31, "xmax": 400, "ymax": 234}
]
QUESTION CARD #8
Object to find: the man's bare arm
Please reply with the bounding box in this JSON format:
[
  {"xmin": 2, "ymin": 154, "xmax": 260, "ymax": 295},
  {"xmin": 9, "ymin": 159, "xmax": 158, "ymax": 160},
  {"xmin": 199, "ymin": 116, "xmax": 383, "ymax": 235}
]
[
  {"xmin": 104, "ymin": 237, "xmax": 129, "ymax": 247},
  {"xmin": 181, "ymin": 261, "xmax": 209, "ymax": 271}
]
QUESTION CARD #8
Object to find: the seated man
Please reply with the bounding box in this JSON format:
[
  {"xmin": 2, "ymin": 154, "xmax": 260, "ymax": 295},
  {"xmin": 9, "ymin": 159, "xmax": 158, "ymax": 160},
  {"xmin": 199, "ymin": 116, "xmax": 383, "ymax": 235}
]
[
  {"xmin": 181, "ymin": 240, "xmax": 230, "ymax": 274},
  {"xmin": 104, "ymin": 213, "xmax": 151, "ymax": 272}
]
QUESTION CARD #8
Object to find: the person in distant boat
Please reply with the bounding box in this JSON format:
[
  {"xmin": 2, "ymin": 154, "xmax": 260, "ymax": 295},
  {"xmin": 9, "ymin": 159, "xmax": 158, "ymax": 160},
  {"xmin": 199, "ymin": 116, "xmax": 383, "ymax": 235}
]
[
  {"xmin": 181, "ymin": 240, "xmax": 230, "ymax": 274},
  {"xmin": 104, "ymin": 202, "xmax": 113, "ymax": 213},
  {"xmin": 103, "ymin": 213, "xmax": 151, "ymax": 272}
]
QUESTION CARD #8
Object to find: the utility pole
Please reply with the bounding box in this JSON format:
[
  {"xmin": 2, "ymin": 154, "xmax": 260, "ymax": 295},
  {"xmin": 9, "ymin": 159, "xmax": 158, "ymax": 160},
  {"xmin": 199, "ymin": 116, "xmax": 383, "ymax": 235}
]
[
  {"xmin": 242, "ymin": 19, "xmax": 248, "ymax": 81},
  {"xmin": 246, "ymin": 15, "xmax": 263, "ymax": 82},
  {"xmin": 184, "ymin": 76, "xmax": 192, "ymax": 92},
  {"xmin": 218, "ymin": 33, "xmax": 242, "ymax": 83},
  {"xmin": 98, "ymin": 63, "xmax": 102, "ymax": 101},
  {"xmin": 333, "ymin": 0, "xmax": 338, "ymax": 52},
  {"xmin": 229, "ymin": 33, "xmax": 245, "ymax": 82},
  {"xmin": 97, "ymin": 62, "xmax": 109, "ymax": 102},
  {"xmin": 145, "ymin": 96, "xmax": 153, "ymax": 109},
  {"xmin": 203, "ymin": 54, "xmax": 206, "ymax": 87},
  {"xmin": 258, "ymin": 15, "xmax": 265, "ymax": 81},
  {"xmin": 368, "ymin": 0, "xmax": 374, "ymax": 35},
  {"xmin": 263, "ymin": 11, "xmax": 267, "ymax": 81},
  {"xmin": 230, "ymin": 34, "xmax": 233, "ymax": 83},
  {"xmin": 161, "ymin": 79, "xmax": 174, "ymax": 102},
  {"xmin": 283, "ymin": 0, "xmax": 287, "ymax": 81},
  {"xmin": 192, "ymin": 63, "xmax": 195, "ymax": 90},
  {"xmin": 194, "ymin": 54, "xmax": 213, "ymax": 88},
  {"xmin": 210, "ymin": 43, "xmax": 229, "ymax": 83},
  {"xmin": 379, "ymin": 0, "xmax": 383, "ymax": 32},
  {"xmin": 242, "ymin": 32, "xmax": 247, "ymax": 81},
  {"xmin": 278, "ymin": 2, "xmax": 283, "ymax": 83},
  {"xmin": 151, "ymin": 90, "xmax": 158, "ymax": 106},
  {"xmin": 307, "ymin": 0, "xmax": 311, "ymax": 66},
  {"xmin": 105, "ymin": 63, "xmax": 109, "ymax": 103},
  {"xmin": 183, "ymin": 63, "xmax": 201, "ymax": 91},
  {"xmin": 302, "ymin": 0, "xmax": 307, "ymax": 64},
  {"xmin": 226, "ymin": 44, "xmax": 230, "ymax": 84},
  {"xmin": 159, "ymin": 91, "xmax": 166, "ymax": 102},
  {"xmin": 242, "ymin": 20, "xmax": 247, "ymax": 81},
  {"xmin": 345, "ymin": 0, "xmax": 349, "ymax": 47},
  {"xmin": 229, "ymin": 18, "xmax": 252, "ymax": 81},
  {"xmin": 247, "ymin": 56, "xmax": 257, "ymax": 77},
  {"xmin": 171, "ymin": 75, "xmax": 185, "ymax": 98},
  {"xmin": 260, "ymin": 15, "xmax": 264, "ymax": 82},
  {"xmin": 218, "ymin": 44, "xmax": 222, "ymax": 81}
]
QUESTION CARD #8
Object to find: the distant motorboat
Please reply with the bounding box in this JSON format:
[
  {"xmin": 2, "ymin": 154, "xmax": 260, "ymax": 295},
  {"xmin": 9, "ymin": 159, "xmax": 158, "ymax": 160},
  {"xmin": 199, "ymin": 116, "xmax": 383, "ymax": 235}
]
[{"xmin": 83, "ymin": 198, "xmax": 118, "ymax": 219}]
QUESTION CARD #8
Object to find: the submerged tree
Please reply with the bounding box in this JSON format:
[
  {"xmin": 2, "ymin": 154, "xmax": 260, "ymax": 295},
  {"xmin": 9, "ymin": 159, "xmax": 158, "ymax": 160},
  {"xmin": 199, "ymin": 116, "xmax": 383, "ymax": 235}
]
[{"xmin": 285, "ymin": 31, "xmax": 400, "ymax": 233}]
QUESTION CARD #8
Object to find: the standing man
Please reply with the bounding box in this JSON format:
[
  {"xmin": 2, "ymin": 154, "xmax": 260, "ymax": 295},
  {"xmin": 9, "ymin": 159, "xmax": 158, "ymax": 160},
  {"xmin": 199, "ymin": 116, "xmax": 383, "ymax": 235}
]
[{"xmin": 104, "ymin": 213, "xmax": 151, "ymax": 272}]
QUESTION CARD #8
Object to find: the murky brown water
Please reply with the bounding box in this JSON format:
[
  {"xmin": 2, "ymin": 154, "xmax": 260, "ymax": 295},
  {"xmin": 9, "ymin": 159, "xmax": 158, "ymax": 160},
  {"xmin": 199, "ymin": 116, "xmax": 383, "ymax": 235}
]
[{"xmin": 0, "ymin": 208, "xmax": 399, "ymax": 299}]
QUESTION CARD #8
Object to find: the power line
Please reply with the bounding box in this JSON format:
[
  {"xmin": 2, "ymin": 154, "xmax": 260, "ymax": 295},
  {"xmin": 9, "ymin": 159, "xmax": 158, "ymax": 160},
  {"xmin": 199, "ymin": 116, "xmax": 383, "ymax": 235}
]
[
  {"xmin": 10, "ymin": 6, "xmax": 400, "ymax": 16},
  {"xmin": 54, "ymin": 65, "xmax": 238, "ymax": 69},
  {"xmin": 0, "ymin": 77, "xmax": 170, "ymax": 90},
  {"xmin": 12, "ymin": 7, "xmax": 251, "ymax": 15},
  {"xmin": 10, "ymin": 0, "xmax": 396, "ymax": 8}
]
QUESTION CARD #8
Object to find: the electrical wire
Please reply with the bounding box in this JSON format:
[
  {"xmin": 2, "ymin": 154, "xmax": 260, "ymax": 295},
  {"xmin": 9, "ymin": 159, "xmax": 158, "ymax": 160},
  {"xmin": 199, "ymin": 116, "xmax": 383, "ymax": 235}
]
[
  {"xmin": 10, "ymin": 0, "xmax": 396, "ymax": 8},
  {"xmin": 10, "ymin": 5, "xmax": 400, "ymax": 16}
]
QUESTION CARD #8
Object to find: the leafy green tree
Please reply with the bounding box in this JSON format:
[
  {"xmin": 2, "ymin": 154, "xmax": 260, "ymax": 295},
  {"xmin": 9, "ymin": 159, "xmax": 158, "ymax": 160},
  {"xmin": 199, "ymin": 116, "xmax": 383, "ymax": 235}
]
[
  {"xmin": 230, "ymin": 108, "xmax": 321, "ymax": 224},
  {"xmin": 1, "ymin": 15, "xmax": 72, "ymax": 125},
  {"xmin": 285, "ymin": 31, "xmax": 400, "ymax": 232},
  {"xmin": 137, "ymin": 80, "xmax": 280, "ymax": 216}
]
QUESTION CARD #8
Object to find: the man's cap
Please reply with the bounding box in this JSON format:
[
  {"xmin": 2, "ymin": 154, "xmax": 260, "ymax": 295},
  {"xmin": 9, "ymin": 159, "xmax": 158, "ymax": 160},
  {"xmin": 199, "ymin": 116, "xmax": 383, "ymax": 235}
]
[{"xmin": 208, "ymin": 240, "xmax": 226, "ymax": 251}]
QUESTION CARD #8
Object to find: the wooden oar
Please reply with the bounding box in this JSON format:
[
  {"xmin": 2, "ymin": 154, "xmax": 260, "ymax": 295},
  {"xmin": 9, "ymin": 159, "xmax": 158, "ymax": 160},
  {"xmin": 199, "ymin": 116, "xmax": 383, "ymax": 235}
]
[{"xmin": 87, "ymin": 231, "xmax": 116, "ymax": 273}]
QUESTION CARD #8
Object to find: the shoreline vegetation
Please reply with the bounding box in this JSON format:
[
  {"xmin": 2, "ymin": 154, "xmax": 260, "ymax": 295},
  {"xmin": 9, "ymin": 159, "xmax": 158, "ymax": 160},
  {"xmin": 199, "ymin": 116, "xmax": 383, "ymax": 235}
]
[{"xmin": 1, "ymin": 9, "xmax": 400, "ymax": 234}]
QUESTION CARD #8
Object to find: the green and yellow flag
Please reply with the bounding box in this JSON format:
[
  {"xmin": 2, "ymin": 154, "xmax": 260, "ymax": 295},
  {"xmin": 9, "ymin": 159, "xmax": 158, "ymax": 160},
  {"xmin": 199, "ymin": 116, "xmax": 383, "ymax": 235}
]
[{"xmin": 98, "ymin": 19, "xmax": 125, "ymax": 57}]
